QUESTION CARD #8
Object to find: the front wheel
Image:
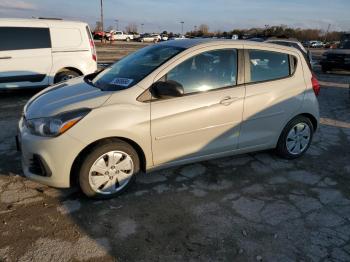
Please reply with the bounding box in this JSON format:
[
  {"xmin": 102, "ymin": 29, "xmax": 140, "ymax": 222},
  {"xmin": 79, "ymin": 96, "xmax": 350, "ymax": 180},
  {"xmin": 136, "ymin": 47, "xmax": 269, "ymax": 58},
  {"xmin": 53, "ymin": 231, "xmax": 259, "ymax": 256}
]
[
  {"xmin": 78, "ymin": 140, "xmax": 139, "ymax": 198},
  {"xmin": 276, "ymin": 116, "xmax": 314, "ymax": 159}
]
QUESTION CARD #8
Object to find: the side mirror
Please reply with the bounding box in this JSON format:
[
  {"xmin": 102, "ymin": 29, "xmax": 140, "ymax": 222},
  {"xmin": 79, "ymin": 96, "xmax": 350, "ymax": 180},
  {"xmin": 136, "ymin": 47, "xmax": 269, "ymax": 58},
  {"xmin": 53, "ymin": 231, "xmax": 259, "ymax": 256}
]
[{"xmin": 150, "ymin": 80, "xmax": 184, "ymax": 99}]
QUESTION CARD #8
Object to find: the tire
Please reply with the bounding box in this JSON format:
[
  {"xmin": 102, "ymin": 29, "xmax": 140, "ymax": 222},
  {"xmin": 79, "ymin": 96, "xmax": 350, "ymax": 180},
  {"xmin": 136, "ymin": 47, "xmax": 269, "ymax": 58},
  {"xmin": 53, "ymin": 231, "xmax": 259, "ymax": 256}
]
[
  {"xmin": 126, "ymin": 37, "xmax": 130, "ymax": 42},
  {"xmin": 275, "ymin": 116, "xmax": 314, "ymax": 159},
  {"xmin": 54, "ymin": 70, "xmax": 80, "ymax": 83},
  {"xmin": 78, "ymin": 139, "xmax": 139, "ymax": 198}
]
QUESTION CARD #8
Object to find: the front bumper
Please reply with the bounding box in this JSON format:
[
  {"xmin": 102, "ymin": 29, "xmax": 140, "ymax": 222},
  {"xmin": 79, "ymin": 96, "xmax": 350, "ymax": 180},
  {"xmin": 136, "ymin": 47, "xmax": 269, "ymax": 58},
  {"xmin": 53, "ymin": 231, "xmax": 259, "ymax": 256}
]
[{"xmin": 18, "ymin": 117, "xmax": 86, "ymax": 188}]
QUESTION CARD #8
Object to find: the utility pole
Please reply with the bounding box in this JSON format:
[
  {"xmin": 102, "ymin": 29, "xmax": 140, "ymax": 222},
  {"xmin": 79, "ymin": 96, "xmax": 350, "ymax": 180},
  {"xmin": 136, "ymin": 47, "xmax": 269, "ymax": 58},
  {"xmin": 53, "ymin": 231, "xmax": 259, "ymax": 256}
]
[
  {"xmin": 115, "ymin": 19, "xmax": 119, "ymax": 31},
  {"xmin": 141, "ymin": 23, "xmax": 144, "ymax": 34},
  {"xmin": 180, "ymin": 21, "xmax": 184, "ymax": 35},
  {"xmin": 324, "ymin": 24, "xmax": 331, "ymax": 43},
  {"xmin": 100, "ymin": 0, "xmax": 104, "ymax": 42}
]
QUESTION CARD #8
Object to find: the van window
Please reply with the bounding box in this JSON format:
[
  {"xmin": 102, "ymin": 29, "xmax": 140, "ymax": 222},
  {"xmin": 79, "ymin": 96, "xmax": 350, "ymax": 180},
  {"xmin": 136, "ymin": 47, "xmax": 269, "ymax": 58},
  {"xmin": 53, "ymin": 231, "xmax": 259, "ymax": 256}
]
[
  {"xmin": 166, "ymin": 49, "xmax": 237, "ymax": 94},
  {"xmin": 0, "ymin": 27, "xmax": 51, "ymax": 51},
  {"xmin": 247, "ymin": 50, "xmax": 290, "ymax": 83}
]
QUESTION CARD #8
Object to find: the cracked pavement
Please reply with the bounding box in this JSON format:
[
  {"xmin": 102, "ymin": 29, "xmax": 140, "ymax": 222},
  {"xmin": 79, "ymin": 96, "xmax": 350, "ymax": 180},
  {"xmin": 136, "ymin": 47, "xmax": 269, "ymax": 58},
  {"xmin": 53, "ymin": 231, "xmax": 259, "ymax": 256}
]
[{"xmin": 0, "ymin": 49, "xmax": 350, "ymax": 261}]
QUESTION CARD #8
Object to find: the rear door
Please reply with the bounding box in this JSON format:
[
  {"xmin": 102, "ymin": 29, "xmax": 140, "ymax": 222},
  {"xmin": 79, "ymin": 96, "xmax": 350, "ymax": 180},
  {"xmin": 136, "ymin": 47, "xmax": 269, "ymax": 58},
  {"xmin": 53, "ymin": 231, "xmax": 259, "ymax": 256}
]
[
  {"xmin": 238, "ymin": 47, "xmax": 306, "ymax": 149},
  {"xmin": 0, "ymin": 22, "xmax": 52, "ymax": 88}
]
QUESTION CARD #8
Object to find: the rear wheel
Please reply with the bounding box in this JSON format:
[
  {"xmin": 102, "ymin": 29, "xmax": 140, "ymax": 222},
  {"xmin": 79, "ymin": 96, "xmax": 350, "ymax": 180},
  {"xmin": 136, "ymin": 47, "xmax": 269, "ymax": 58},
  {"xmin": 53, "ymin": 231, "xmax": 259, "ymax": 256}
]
[
  {"xmin": 78, "ymin": 140, "xmax": 139, "ymax": 198},
  {"xmin": 276, "ymin": 116, "xmax": 314, "ymax": 159},
  {"xmin": 54, "ymin": 70, "xmax": 80, "ymax": 83}
]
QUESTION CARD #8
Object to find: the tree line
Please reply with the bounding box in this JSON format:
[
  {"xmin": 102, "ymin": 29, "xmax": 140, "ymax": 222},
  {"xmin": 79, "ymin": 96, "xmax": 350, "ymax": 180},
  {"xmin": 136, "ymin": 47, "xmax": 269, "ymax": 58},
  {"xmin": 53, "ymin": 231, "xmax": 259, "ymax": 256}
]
[
  {"xmin": 94, "ymin": 21, "xmax": 345, "ymax": 42},
  {"xmin": 187, "ymin": 24, "xmax": 344, "ymax": 41}
]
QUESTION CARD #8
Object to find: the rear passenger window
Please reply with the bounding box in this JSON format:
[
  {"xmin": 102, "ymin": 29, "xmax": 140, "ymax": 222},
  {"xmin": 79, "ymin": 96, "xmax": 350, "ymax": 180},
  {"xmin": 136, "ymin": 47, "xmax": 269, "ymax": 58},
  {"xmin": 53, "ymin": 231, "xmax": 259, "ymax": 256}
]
[
  {"xmin": 247, "ymin": 50, "xmax": 290, "ymax": 83},
  {"xmin": 0, "ymin": 27, "xmax": 51, "ymax": 51}
]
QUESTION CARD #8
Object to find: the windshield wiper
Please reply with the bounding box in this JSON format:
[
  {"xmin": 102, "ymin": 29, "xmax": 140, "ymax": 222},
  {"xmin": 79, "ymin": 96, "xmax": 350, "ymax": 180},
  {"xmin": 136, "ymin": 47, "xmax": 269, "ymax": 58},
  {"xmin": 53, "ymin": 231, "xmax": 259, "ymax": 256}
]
[{"xmin": 84, "ymin": 74, "xmax": 103, "ymax": 90}]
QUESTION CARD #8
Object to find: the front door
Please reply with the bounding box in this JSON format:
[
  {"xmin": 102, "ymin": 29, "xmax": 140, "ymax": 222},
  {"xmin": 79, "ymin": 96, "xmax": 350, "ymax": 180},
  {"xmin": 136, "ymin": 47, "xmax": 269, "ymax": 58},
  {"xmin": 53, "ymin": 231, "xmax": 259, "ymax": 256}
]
[{"xmin": 150, "ymin": 48, "xmax": 245, "ymax": 166}]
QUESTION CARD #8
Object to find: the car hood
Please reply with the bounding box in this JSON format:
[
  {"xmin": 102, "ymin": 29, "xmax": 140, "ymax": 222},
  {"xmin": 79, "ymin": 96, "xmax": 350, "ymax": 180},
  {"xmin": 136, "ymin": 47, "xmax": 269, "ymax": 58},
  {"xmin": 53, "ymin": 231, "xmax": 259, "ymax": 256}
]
[{"xmin": 25, "ymin": 77, "xmax": 112, "ymax": 119}]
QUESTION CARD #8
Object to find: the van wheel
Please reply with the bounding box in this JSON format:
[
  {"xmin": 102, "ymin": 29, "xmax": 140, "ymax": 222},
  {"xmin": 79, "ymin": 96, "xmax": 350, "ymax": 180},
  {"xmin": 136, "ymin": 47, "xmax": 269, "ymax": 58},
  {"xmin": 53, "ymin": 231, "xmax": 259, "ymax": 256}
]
[
  {"xmin": 276, "ymin": 116, "xmax": 314, "ymax": 159},
  {"xmin": 54, "ymin": 70, "xmax": 80, "ymax": 83},
  {"xmin": 126, "ymin": 37, "xmax": 130, "ymax": 42},
  {"xmin": 78, "ymin": 140, "xmax": 139, "ymax": 198}
]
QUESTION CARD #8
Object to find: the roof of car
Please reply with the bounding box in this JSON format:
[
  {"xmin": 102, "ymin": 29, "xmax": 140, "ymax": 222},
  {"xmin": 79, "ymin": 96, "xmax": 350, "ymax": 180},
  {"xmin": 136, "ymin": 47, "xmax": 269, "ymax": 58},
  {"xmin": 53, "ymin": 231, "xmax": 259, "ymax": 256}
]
[
  {"xmin": 0, "ymin": 18, "xmax": 88, "ymax": 27},
  {"xmin": 265, "ymin": 38, "xmax": 300, "ymax": 43},
  {"xmin": 158, "ymin": 38, "xmax": 299, "ymax": 53}
]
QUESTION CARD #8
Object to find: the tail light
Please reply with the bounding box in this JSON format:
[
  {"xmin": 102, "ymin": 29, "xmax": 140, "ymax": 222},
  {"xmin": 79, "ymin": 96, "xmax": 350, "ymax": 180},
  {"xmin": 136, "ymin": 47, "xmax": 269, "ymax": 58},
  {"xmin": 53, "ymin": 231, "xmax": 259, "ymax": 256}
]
[
  {"xmin": 89, "ymin": 39, "xmax": 97, "ymax": 62},
  {"xmin": 311, "ymin": 73, "xmax": 320, "ymax": 96}
]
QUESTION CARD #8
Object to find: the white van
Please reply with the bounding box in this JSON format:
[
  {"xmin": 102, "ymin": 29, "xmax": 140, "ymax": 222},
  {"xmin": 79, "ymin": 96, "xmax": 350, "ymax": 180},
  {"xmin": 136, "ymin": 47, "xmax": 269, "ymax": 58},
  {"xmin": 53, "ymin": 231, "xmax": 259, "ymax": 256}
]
[{"xmin": 0, "ymin": 18, "xmax": 97, "ymax": 89}]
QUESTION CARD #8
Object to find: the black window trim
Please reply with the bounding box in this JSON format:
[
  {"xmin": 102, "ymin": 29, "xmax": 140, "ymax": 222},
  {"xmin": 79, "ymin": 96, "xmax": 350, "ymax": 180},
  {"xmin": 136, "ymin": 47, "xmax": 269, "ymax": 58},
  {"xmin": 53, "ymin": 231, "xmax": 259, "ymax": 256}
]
[{"xmin": 138, "ymin": 48, "xmax": 298, "ymax": 103}]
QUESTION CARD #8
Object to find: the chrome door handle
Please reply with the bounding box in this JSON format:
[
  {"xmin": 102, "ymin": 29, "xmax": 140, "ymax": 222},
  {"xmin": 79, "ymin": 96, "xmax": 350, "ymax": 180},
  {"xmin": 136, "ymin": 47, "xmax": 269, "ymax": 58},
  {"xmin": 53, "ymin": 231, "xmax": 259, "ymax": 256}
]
[
  {"xmin": 220, "ymin": 96, "xmax": 238, "ymax": 106},
  {"xmin": 0, "ymin": 56, "xmax": 12, "ymax": 59}
]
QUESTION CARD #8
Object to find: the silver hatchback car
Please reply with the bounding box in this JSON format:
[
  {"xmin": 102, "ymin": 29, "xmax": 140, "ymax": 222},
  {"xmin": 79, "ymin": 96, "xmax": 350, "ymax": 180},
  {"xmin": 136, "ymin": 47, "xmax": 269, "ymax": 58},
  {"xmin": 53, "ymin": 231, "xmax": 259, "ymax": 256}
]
[{"xmin": 18, "ymin": 39, "xmax": 320, "ymax": 198}]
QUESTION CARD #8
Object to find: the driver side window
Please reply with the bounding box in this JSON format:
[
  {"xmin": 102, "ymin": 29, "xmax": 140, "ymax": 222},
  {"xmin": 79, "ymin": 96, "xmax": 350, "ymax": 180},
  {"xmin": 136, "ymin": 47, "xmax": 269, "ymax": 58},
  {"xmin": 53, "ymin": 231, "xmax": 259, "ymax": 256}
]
[{"xmin": 165, "ymin": 49, "xmax": 237, "ymax": 94}]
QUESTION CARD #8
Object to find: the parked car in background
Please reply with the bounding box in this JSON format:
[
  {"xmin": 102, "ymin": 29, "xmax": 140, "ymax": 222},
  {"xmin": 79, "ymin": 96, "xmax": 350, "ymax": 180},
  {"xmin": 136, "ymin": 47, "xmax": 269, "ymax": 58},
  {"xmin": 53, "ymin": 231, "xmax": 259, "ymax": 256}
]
[
  {"xmin": 301, "ymin": 41, "xmax": 311, "ymax": 48},
  {"xmin": 309, "ymin": 41, "xmax": 324, "ymax": 48},
  {"xmin": 18, "ymin": 39, "xmax": 320, "ymax": 198},
  {"xmin": 320, "ymin": 33, "xmax": 350, "ymax": 73},
  {"xmin": 247, "ymin": 37, "xmax": 265, "ymax": 42},
  {"xmin": 265, "ymin": 38, "xmax": 315, "ymax": 67},
  {"xmin": 161, "ymin": 34, "xmax": 169, "ymax": 41},
  {"xmin": 93, "ymin": 30, "xmax": 106, "ymax": 40},
  {"xmin": 324, "ymin": 41, "xmax": 340, "ymax": 49},
  {"xmin": 170, "ymin": 34, "xmax": 186, "ymax": 40},
  {"xmin": 108, "ymin": 31, "xmax": 134, "ymax": 41},
  {"xmin": 231, "ymin": 34, "xmax": 239, "ymax": 40},
  {"xmin": 0, "ymin": 18, "xmax": 97, "ymax": 89},
  {"xmin": 139, "ymin": 33, "xmax": 159, "ymax": 43}
]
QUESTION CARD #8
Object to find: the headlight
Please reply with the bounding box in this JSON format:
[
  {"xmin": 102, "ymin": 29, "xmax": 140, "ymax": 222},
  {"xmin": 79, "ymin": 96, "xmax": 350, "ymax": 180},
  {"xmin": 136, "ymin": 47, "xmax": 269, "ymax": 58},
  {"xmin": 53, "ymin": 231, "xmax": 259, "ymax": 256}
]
[{"xmin": 25, "ymin": 108, "xmax": 91, "ymax": 137}]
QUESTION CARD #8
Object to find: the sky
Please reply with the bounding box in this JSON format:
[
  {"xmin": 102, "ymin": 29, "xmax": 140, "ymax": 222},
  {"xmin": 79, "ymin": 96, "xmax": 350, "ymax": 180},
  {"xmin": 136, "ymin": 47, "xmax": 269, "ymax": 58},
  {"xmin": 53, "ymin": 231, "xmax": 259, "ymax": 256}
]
[{"xmin": 0, "ymin": 0, "xmax": 349, "ymax": 33}]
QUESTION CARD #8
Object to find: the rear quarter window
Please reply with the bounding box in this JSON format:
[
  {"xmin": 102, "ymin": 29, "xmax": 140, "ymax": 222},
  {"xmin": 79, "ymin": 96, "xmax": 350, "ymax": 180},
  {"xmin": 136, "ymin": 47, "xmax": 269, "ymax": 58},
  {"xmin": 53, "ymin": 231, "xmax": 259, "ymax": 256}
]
[
  {"xmin": 247, "ymin": 50, "xmax": 293, "ymax": 83},
  {"xmin": 50, "ymin": 28, "xmax": 82, "ymax": 48},
  {"xmin": 0, "ymin": 27, "xmax": 51, "ymax": 51}
]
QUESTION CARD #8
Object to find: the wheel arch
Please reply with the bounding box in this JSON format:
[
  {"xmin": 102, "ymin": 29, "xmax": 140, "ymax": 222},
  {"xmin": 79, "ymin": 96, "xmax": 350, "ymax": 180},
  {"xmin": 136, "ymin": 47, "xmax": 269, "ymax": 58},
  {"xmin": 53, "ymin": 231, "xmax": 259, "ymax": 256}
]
[
  {"xmin": 299, "ymin": 113, "xmax": 318, "ymax": 131},
  {"xmin": 70, "ymin": 137, "xmax": 147, "ymax": 187},
  {"xmin": 275, "ymin": 112, "xmax": 318, "ymax": 148},
  {"xmin": 55, "ymin": 67, "xmax": 83, "ymax": 77}
]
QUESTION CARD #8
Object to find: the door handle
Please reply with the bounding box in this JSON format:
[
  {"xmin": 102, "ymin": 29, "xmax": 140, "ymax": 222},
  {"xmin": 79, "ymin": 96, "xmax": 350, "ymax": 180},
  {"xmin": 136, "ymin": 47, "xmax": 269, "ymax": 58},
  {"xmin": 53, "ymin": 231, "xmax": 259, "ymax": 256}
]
[
  {"xmin": 220, "ymin": 96, "xmax": 238, "ymax": 106},
  {"xmin": 0, "ymin": 56, "xmax": 12, "ymax": 59}
]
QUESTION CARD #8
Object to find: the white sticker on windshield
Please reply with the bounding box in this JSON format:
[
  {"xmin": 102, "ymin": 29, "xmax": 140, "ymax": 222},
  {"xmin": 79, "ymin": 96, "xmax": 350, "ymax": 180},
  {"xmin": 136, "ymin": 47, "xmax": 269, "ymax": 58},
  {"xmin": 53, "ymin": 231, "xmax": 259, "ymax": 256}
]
[{"xmin": 110, "ymin": 77, "xmax": 134, "ymax": 87}]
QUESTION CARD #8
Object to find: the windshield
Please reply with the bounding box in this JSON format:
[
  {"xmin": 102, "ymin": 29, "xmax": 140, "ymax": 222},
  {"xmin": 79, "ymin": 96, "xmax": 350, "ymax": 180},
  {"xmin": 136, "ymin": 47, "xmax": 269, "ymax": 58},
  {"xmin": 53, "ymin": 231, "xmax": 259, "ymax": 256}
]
[{"xmin": 92, "ymin": 45, "xmax": 185, "ymax": 90}]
